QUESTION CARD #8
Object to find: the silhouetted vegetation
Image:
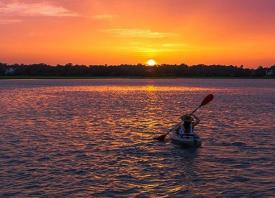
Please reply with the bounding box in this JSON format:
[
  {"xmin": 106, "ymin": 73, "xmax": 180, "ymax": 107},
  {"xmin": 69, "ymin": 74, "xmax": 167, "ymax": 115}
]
[{"xmin": 0, "ymin": 62, "xmax": 274, "ymax": 78}]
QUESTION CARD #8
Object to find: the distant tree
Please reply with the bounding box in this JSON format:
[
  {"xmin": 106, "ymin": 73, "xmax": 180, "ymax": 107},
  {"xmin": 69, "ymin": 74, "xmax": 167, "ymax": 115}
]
[
  {"xmin": 0, "ymin": 63, "xmax": 7, "ymax": 75},
  {"xmin": 254, "ymin": 66, "xmax": 266, "ymax": 77},
  {"xmin": 0, "ymin": 62, "xmax": 274, "ymax": 78}
]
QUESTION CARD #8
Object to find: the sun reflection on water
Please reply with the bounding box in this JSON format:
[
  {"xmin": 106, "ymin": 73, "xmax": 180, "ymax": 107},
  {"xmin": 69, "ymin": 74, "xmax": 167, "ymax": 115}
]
[{"xmin": 56, "ymin": 85, "xmax": 218, "ymax": 92}]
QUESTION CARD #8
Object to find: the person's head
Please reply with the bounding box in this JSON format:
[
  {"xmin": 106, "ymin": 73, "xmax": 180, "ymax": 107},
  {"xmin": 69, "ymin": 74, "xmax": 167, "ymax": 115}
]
[{"xmin": 181, "ymin": 115, "xmax": 193, "ymax": 123}]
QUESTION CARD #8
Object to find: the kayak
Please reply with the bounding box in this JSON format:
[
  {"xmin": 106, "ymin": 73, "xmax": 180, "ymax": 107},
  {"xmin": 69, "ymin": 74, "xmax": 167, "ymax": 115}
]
[{"xmin": 170, "ymin": 130, "xmax": 202, "ymax": 148}]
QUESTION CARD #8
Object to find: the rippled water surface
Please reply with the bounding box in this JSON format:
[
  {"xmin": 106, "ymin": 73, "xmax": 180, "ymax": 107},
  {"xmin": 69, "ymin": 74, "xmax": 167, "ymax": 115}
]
[{"xmin": 0, "ymin": 79, "xmax": 275, "ymax": 197}]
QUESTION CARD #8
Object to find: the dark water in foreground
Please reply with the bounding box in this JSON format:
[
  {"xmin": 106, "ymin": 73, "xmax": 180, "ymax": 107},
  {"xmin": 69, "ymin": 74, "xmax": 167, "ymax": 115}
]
[{"xmin": 0, "ymin": 79, "xmax": 275, "ymax": 197}]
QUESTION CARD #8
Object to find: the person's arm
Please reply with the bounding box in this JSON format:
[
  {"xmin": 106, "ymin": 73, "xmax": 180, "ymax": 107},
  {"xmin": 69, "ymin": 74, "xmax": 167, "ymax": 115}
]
[
  {"xmin": 192, "ymin": 115, "xmax": 200, "ymax": 126},
  {"xmin": 170, "ymin": 122, "xmax": 182, "ymax": 131}
]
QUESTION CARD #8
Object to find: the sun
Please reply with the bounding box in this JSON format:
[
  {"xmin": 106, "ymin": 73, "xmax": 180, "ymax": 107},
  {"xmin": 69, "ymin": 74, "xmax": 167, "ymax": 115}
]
[{"xmin": 146, "ymin": 59, "xmax": 157, "ymax": 66}]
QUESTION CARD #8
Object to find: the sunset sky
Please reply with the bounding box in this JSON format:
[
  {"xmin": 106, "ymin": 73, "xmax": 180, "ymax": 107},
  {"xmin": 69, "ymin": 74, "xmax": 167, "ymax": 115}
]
[{"xmin": 0, "ymin": 0, "xmax": 275, "ymax": 67}]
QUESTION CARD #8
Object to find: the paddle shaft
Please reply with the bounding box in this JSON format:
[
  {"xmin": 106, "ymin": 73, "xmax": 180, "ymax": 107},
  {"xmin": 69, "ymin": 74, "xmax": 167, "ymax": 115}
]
[{"xmin": 190, "ymin": 105, "xmax": 202, "ymax": 116}]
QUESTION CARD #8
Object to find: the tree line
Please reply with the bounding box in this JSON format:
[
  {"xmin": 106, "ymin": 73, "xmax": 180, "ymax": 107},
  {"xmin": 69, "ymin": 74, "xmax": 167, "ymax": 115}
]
[{"xmin": 0, "ymin": 62, "xmax": 274, "ymax": 78}]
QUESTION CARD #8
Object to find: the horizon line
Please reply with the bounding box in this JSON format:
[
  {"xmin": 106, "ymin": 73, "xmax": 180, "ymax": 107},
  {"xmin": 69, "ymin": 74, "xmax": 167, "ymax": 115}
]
[{"xmin": 1, "ymin": 62, "xmax": 275, "ymax": 69}]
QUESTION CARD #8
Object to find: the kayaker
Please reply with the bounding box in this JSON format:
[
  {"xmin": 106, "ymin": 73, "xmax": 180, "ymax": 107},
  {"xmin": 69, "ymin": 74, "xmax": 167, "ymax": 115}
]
[{"xmin": 178, "ymin": 114, "xmax": 200, "ymax": 137}]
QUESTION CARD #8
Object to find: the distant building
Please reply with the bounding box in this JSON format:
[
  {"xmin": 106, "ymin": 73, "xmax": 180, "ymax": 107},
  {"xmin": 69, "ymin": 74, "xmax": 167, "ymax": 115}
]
[{"xmin": 5, "ymin": 68, "xmax": 16, "ymax": 75}]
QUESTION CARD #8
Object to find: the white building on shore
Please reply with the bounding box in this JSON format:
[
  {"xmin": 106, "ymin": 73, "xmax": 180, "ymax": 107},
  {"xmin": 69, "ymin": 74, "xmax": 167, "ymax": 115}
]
[{"xmin": 5, "ymin": 68, "xmax": 16, "ymax": 75}]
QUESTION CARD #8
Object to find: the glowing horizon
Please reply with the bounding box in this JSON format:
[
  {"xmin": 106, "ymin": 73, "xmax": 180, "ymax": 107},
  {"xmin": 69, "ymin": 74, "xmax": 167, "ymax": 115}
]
[{"xmin": 1, "ymin": 0, "xmax": 275, "ymax": 68}]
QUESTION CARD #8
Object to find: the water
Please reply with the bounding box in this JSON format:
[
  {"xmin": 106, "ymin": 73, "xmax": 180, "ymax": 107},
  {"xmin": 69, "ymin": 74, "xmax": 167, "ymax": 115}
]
[{"xmin": 0, "ymin": 79, "xmax": 274, "ymax": 197}]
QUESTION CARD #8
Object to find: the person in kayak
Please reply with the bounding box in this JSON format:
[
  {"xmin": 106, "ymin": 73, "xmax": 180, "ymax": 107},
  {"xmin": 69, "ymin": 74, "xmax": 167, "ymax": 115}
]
[{"xmin": 177, "ymin": 114, "xmax": 200, "ymax": 137}]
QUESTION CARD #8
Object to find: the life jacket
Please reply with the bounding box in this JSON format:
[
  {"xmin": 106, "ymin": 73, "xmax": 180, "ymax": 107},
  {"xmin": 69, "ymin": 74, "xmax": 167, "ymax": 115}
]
[{"xmin": 179, "ymin": 123, "xmax": 193, "ymax": 137}]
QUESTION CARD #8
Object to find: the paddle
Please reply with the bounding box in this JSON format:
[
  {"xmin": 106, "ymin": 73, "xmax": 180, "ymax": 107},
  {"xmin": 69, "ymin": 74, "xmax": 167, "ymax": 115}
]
[
  {"xmin": 190, "ymin": 94, "xmax": 214, "ymax": 115},
  {"xmin": 154, "ymin": 94, "xmax": 214, "ymax": 142}
]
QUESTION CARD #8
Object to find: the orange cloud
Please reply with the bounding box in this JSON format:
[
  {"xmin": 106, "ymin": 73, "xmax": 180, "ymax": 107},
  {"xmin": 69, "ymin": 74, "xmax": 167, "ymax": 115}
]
[
  {"xmin": 93, "ymin": 14, "xmax": 115, "ymax": 20},
  {"xmin": 0, "ymin": 2, "xmax": 78, "ymax": 17},
  {"xmin": 102, "ymin": 28, "xmax": 178, "ymax": 39}
]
